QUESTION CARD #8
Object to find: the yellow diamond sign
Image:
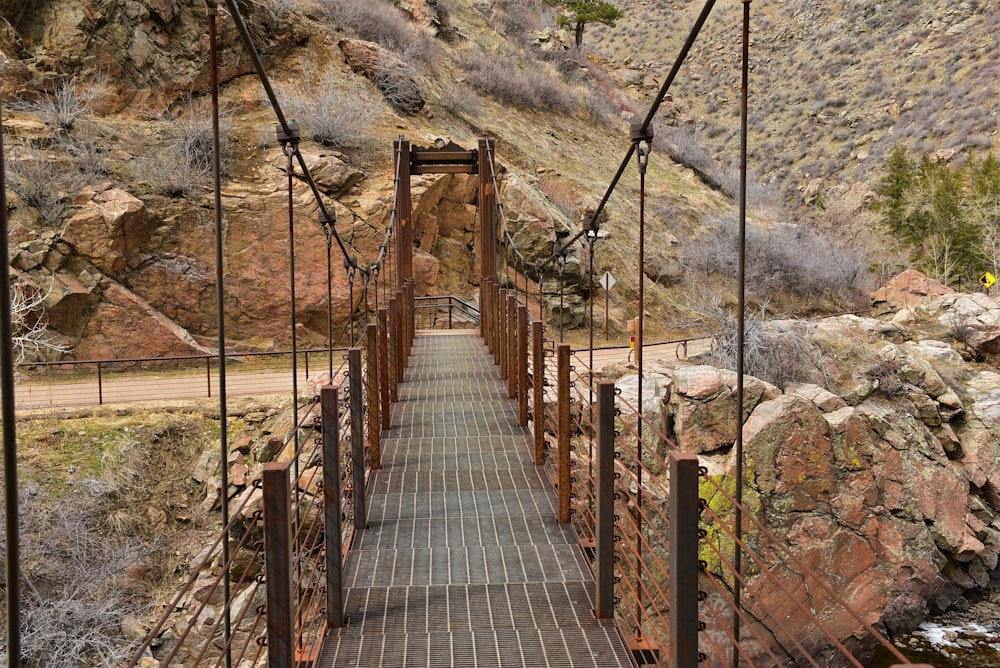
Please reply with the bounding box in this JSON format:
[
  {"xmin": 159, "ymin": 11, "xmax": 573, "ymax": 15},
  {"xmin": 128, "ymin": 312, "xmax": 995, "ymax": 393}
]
[{"xmin": 980, "ymin": 271, "xmax": 997, "ymax": 289}]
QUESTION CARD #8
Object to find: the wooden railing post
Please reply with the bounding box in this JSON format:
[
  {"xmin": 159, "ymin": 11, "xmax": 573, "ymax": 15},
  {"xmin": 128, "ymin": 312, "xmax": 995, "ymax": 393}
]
[
  {"xmin": 321, "ymin": 386, "xmax": 344, "ymax": 628},
  {"xmin": 377, "ymin": 307, "xmax": 390, "ymax": 428},
  {"xmin": 595, "ymin": 380, "xmax": 615, "ymax": 619},
  {"xmin": 507, "ymin": 292, "xmax": 517, "ymax": 400},
  {"xmin": 517, "ymin": 305, "xmax": 528, "ymax": 426},
  {"xmin": 532, "ymin": 321, "xmax": 544, "ymax": 466},
  {"xmin": 557, "ymin": 343, "xmax": 571, "ymax": 524},
  {"xmin": 262, "ymin": 462, "xmax": 294, "ymax": 667},
  {"xmin": 669, "ymin": 451, "xmax": 701, "ymax": 668},
  {"xmin": 348, "ymin": 347, "xmax": 367, "ymax": 534},
  {"xmin": 365, "ymin": 323, "xmax": 380, "ymax": 470}
]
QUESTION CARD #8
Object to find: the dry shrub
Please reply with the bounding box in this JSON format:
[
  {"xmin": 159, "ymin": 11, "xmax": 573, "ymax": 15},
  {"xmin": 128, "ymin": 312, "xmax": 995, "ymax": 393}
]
[
  {"xmin": 457, "ymin": 49, "xmax": 577, "ymax": 113},
  {"xmin": 319, "ymin": 0, "xmax": 437, "ymax": 63},
  {"xmin": 280, "ymin": 68, "xmax": 385, "ymax": 148},
  {"xmin": 683, "ymin": 214, "xmax": 867, "ymax": 305},
  {"xmin": 684, "ymin": 293, "xmax": 825, "ymax": 390}
]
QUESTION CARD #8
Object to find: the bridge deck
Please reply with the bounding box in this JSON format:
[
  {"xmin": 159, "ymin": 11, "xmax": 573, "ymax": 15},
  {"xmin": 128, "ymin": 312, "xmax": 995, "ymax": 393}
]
[{"xmin": 318, "ymin": 332, "xmax": 632, "ymax": 667}]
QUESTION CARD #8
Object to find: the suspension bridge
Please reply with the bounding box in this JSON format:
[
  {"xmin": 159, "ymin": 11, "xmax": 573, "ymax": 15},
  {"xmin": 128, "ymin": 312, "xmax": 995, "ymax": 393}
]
[{"xmin": 0, "ymin": 0, "xmax": 940, "ymax": 667}]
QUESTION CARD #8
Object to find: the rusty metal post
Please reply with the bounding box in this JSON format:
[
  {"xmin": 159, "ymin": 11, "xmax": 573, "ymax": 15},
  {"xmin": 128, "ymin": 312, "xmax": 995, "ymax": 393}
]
[
  {"xmin": 407, "ymin": 279, "xmax": 415, "ymax": 355},
  {"xmin": 262, "ymin": 462, "xmax": 294, "ymax": 667},
  {"xmin": 394, "ymin": 289, "xmax": 404, "ymax": 382},
  {"xmin": 557, "ymin": 343, "xmax": 571, "ymax": 524},
  {"xmin": 517, "ymin": 305, "xmax": 528, "ymax": 426},
  {"xmin": 483, "ymin": 278, "xmax": 493, "ymax": 352},
  {"xmin": 478, "ymin": 137, "xmax": 497, "ymax": 290},
  {"xmin": 365, "ymin": 323, "xmax": 380, "ymax": 470},
  {"xmin": 321, "ymin": 386, "xmax": 344, "ymax": 628},
  {"xmin": 497, "ymin": 288, "xmax": 507, "ymax": 377},
  {"xmin": 402, "ymin": 280, "xmax": 412, "ymax": 365},
  {"xmin": 532, "ymin": 321, "xmax": 545, "ymax": 466},
  {"xmin": 377, "ymin": 307, "xmax": 390, "ymax": 428},
  {"xmin": 595, "ymin": 380, "xmax": 615, "ymax": 619},
  {"xmin": 493, "ymin": 283, "xmax": 502, "ymax": 366},
  {"xmin": 348, "ymin": 347, "xmax": 367, "ymax": 534},
  {"xmin": 389, "ymin": 295, "xmax": 400, "ymax": 400},
  {"xmin": 507, "ymin": 292, "xmax": 517, "ymax": 400},
  {"xmin": 670, "ymin": 451, "xmax": 700, "ymax": 668},
  {"xmin": 394, "ymin": 137, "xmax": 413, "ymax": 282}
]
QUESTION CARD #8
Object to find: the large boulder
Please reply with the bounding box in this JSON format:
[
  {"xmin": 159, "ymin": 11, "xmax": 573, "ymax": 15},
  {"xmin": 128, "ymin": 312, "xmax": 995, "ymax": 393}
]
[
  {"xmin": 664, "ymin": 365, "xmax": 779, "ymax": 455},
  {"xmin": 61, "ymin": 188, "xmax": 154, "ymax": 278},
  {"xmin": 872, "ymin": 269, "xmax": 955, "ymax": 312}
]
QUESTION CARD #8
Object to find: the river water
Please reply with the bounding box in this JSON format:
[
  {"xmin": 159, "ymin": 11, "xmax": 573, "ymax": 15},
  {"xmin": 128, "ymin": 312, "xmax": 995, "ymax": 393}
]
[{"xmin": 868, "ymin": 621, "xmax": 1000, "ymax": 667}]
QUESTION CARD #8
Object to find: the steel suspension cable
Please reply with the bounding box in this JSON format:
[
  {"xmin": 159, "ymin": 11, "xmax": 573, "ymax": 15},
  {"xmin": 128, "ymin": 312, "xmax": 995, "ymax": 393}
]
[
  {"xmin": 207, "ymin": 4, "xmax": 233, "ymax": 665},
  {"xmin": 537, "ymin": 0, "xmax": 718, "ymax": 273},
  {"xmin": 283, "ymin": 138, "xmax": 301, "ymax": 430},
  {"xmin": 633, "ymin": 129, "xmax": 652, "ymax": 645},
  {"xmin": 0, "ymin": 92, "xmax": 21, "ymax": 668},
  {"xmin": 734, "ymin": 2, "xmax": 751, "ymax": 664},
  {"xmin": 325, "ymin": 230, "xmax": 334, "ymax": 379}
]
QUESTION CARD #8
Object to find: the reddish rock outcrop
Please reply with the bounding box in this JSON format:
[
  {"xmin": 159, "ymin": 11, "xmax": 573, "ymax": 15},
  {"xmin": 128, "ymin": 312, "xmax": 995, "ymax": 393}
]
[
  {"xmin": 72, "ymin": 283, "xmax": 212, "ymax": 361},
  {"xmin": 872, "ymin": 269, "xmax": 955, "ymax": 311}
]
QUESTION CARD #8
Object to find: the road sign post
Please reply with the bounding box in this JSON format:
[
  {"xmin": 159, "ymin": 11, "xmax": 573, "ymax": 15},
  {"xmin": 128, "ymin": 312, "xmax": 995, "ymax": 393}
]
[{"xmin": 600, "ymin": 272, "xmax": 615, "ymax": 341}]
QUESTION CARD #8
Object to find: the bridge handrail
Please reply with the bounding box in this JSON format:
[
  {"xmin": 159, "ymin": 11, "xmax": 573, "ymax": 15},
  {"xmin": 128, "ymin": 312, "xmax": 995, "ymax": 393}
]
[{"xmin": 473, "ymin": 277, "xmax": 922, "ymax": 666}]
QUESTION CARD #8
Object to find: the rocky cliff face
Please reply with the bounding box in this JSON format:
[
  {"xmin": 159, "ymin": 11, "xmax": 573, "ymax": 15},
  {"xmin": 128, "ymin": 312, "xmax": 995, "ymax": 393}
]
[
  {"xmin": 604, "ymin": 272, "xmax": 1000, "ymax": 663},
  {"xmin": 3, "ymin": 0, "xmax": 595, "ymax": 361}
]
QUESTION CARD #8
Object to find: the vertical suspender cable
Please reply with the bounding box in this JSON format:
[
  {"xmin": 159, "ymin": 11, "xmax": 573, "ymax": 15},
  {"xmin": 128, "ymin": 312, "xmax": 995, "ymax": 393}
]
[
  {"xmin": 734, "ymin": 2, "xmax": 752, "ymax": 664},
  {"xmin": 283, "ymin": 137, "xmax": 301, "ymax": 429},
  {"xmin": 587, "ymin": 231, "xmax": 596, "ymax": 480},
  {"xmin": 325, "ymin": 230, "xmax": 334, "ymax": 380},
  {"xmin": 0, "ymin": 96, "xmax": 22, "ymax": 668},
  {"xmin": 633, "ymin": 128, "xmax": 652, "ymax": 644},
  {"xmin": 206, "ymin": 5, "xmax": 232, "ymax": 665}
]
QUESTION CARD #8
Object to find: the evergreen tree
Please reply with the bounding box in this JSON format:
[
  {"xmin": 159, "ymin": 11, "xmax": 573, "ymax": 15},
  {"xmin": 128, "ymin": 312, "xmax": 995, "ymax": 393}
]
[{"xmin": 547, "ymin": 0, "xmax": 623, "ymax": 49}]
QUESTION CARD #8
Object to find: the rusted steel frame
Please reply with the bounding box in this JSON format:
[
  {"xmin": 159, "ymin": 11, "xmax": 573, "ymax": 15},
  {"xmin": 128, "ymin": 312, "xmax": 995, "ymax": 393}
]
[
  {"xmin": 557, "ymin": 343, "xmax": 572, "ymax": 524},
  {"xmin": 394, "ymin": 290, "xmax": 404, "ymax": 383},
  {"xmin": 595, "ymin": 380, "xmax": 616, "ymax": 619},
  {"xmin": 402, "ymin": 280, "xmax": 411, "ymax": 364},
  {"xmin": 499, "ymin": 289, "xmax": 509, "ymax": 383},
  {"xmin": 389, "ymin": 296, "xmax": 400, "ymax": 400},
  {"xmin": 478, "ymin": 138, "xmax": 497, "ymax": 287},
  {"xmin": 531, "ymin": 321, "xmax": 545, "ymax": 465},
  {"xmin": 507, "ymin": 292, "xmax": 517, "ymax": 399},
  {"xmin": 377, "ymin": 307, "xmax": 391, "ymax": 428},
  {"xmin": 483, "ymin": 278, "xmax": 492, "ymax": 350},
  {"xmin": 393, "ymin": 138, "xmax": 413, "ymax": 282},
  {"xmin": 262, "ymin": 462, "xmax": 294, "ymax": 668},
  {"xmin": 493, "ymin": 283, "xmax": 506, "ymax": 366},
  {"xmin": 517, "ymin": 305, "xmax": 528, "ymax": 426},
  {"xmin": 321, "ymin": 386, "xmax": 344, "ymax": 628},
  {"xmin": 365, "ymin": 324, "xmax": 381, "ymax": 470},
  {"xmin": 670, "ymin": 452, "xmax": 700, "ymax": 668},
  {"xmin": 407, "ymin": 280, "xmax": 415, "ymax": 354},
  {"xmin": 348, "ymin": 348, "xmax": 367, "ymax": 535}
]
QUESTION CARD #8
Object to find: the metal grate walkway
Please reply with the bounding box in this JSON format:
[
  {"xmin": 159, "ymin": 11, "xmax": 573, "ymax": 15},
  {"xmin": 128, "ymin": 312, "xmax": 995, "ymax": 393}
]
[{"xmin": 318, "ymin": 332, "xmax": 632, "ymax": 667}]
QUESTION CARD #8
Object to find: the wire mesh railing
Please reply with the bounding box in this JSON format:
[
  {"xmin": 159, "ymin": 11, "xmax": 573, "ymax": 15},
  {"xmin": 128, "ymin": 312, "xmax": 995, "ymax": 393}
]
[
  {"xmin": 496, "ymin": 285, "xmax": 926, "ymax": 667},
  {"xmin": 15, "ymin": 348, "xmax": 347, "ymax": 408},
  {"xmin": 130, "ymin": 286, "xmax": 415, "ymax": 666},
  {"xmin": 413, "ymin": 295, "xmax": 481, "ymax": 330}
]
